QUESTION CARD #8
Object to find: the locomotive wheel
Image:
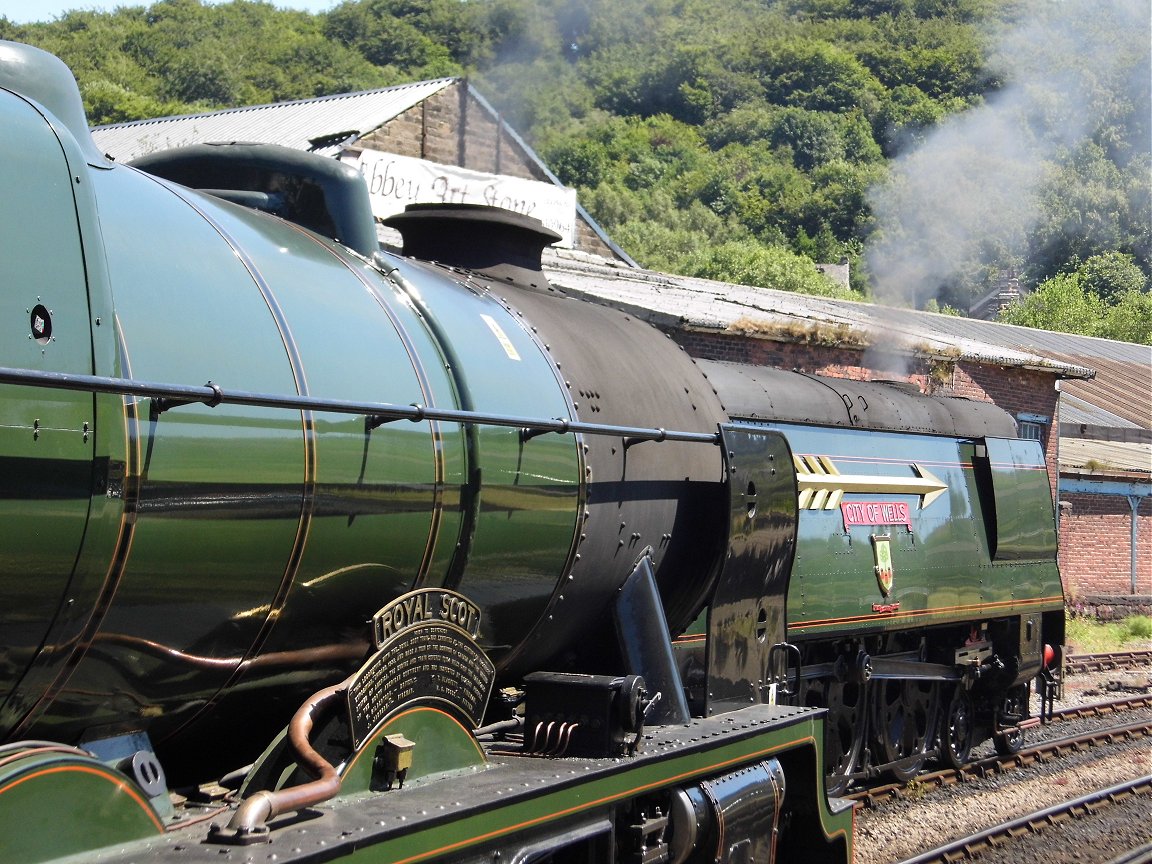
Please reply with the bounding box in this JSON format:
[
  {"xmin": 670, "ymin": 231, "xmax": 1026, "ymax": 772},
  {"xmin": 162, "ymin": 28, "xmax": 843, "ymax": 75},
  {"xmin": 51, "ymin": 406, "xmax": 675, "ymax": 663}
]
[
  {"xmin": 808, "ymin": 677, "xmax": 866, "ymax": 796},
  {"xmin": 871, "ymin": 679, "xmax": 938, "ymax": 782},
  {"xmin": 938, "ymin": 686, "xmax": 974, "ymax": 769},
  {"xmin": 993, "ymin": 685, "xmax": 1028, "ymax": 756}
]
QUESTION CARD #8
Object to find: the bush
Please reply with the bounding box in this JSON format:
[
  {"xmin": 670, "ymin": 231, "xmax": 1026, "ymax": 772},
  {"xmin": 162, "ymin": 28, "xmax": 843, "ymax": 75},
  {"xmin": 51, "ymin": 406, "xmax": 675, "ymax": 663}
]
[
  {"xmin": 1065, "ymin": 613, "xmax": 1152, "ymax": 653},
  {"xmin": 1124, "ymin": 615, "xmax": 1152, "ymax": 642}
]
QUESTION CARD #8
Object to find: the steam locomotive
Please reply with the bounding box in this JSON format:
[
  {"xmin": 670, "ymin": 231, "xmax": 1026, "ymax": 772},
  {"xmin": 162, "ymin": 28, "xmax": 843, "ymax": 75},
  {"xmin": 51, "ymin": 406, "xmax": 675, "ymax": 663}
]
[{"xmin": 0, "ymin": 41, "xmax": 1063, "ymax": 863}]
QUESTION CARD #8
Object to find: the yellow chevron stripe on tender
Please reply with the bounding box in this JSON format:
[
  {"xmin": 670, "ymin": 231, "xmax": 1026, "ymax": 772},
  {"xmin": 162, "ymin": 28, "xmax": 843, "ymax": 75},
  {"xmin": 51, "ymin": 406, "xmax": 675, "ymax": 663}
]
[{"xmin": 792, "ymin": 454, "xmax": 950, "ymax": 511}]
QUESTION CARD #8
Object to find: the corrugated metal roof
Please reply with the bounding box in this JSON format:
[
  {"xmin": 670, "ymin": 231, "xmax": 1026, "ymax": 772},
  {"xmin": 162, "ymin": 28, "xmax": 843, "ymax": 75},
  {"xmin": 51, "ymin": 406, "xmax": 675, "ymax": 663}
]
[
  {"xmin": 543, "ymin": 249, "xmax": 1098, "ymax": 380},
  {"xmin": 1057, "ymin": 354, "xmax": 1151, "ymax": 430},
  {"xmin": 544, "ymin": 250, "xmax": 1152, "ymax": 437},
  {"xmin": 91, "ymin": 78, "xmax": 458, "ymax": 162},
  {"xmin": 1060, "ymin": 437, "xmax": 1151, "ymax": 476},
  {"xmin": 1060, "ymin": 393, "xmax": 1142, "ymax": 429},
  {"xmin": 892, "ymin": 315, "xmax": 1151, "ymax": 430}
]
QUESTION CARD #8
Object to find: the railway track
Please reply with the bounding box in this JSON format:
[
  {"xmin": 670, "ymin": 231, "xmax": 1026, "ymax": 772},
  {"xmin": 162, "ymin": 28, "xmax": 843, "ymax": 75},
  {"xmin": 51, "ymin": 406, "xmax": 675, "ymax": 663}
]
[
  {"xmin": 851, "ymin": 659, "xmax": 1151, "ymax": 863},
  {"xmin": 895, "ymin": 774, "xmax": 1152, "ymax": 864},
  {"xmin": 849, "ymin": 703, "xmax": 1152, "ymax": 807},
  {"xmin": 852, "ymin": 707, "xmax": 1152, "ymax": 864},
  {"xmin": 1066, "ymin": 650, "xmax": 1152, "ymax": 676},
  {"xmin": 1052, "ymin": 693, "xmax": 1152, "ymax": 720}
]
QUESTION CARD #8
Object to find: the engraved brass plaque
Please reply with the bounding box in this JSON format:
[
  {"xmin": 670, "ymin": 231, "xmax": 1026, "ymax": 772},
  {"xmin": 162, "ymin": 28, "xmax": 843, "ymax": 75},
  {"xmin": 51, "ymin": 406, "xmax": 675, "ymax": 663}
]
[{"xmin": 348, "ymin": 589, "xmax": 494, "ymax": 749}]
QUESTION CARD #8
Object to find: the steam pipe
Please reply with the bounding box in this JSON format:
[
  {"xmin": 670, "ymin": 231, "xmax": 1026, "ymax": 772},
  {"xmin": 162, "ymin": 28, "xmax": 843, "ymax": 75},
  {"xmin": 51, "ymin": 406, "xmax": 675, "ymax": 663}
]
[
  {"xmin": 92, "ymin": 633, "xmax": 368, "ymax": 671},
  {"xmin": 210, "ymin": 675, "xmax": 352, "ymax": 844},
  {"xmin": 0, "ymin": 365, "xmax": 720, "ymax": 446}
]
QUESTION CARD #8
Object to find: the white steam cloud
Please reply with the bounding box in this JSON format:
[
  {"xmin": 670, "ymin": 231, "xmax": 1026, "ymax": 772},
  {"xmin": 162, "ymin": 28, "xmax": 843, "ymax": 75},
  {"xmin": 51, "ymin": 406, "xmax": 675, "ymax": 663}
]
[{"xmin": 865, "ymin": 0, "xmax": 1151, "ymax": 308}]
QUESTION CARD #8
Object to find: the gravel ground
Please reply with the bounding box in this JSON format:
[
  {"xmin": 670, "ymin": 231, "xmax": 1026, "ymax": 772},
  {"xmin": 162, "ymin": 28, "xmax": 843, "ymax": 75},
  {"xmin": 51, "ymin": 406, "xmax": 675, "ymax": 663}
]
[
  {"xmin": 852, "ymin": 666, "xmax": 1152, "ymax": 864},
  {"xmin": 854, "ymin": 748, "xmax": 1150, "ymax": 864},
  {"xmin": 1058, "ymin": 665, "xmax": 1152, "ymax": 708},
  {"xmin": 972, "ymin": 790, "xmax": 1152, "ymax": 864}
]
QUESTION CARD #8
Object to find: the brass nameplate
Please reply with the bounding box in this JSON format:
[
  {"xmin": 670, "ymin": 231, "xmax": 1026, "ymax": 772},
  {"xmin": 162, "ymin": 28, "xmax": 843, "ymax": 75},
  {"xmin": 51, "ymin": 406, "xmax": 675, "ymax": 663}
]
[
  {"xmin": 348, "ymin": 590, "xmax": 494, "ymax": 749},
  {"xmin": 372, "ymin": 588, "xmax": 482, "ymax": 646}
]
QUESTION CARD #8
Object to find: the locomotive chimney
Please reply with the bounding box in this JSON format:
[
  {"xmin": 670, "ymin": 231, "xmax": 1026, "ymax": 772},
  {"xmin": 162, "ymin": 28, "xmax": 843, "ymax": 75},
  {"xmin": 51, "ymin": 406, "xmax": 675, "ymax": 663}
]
[
  {"xmin": 0, "ymin": 41, "xmax": 109, "ymax": 167},
  {"xmin": 383, "ymin": 204, "xmax": 562, "ymax": 290}
]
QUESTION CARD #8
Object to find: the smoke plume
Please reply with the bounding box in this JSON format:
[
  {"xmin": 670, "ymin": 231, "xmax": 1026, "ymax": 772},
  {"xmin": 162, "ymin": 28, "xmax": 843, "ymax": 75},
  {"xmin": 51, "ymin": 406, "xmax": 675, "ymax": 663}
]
[{"xmin": 864, "ymin": 0, "xmax": 1151, "ymax": 309}]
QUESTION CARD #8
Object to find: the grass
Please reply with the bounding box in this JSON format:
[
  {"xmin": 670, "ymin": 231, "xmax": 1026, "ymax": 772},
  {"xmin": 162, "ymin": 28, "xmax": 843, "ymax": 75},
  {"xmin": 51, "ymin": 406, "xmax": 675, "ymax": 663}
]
[{"xmin": 1065, "ymin": 614, "xmax": 1152, "ymax": 654}]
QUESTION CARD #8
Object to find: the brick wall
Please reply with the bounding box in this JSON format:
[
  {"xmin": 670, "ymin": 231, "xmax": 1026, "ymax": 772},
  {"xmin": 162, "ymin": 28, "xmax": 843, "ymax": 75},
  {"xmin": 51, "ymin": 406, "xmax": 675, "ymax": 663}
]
[
  {"xmin": 672, "ymin": 329, "xmax": 935, "ymax": 383},
  {"xmin": 357, "ymin": 83, "xmax": 617, "ymax": 259},
  {"xmin": 1059, "ymin": 491, "xmax": 1152, "ymax": 600},
  {"xmin": 360, "ymin": 87, "xmax": 473, "ymax": 166}
]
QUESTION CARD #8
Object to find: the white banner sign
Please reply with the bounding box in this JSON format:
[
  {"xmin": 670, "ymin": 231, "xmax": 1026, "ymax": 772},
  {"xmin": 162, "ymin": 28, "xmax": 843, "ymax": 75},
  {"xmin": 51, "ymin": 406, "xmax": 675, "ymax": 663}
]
[{"xmin": 344, "ymin": 148, "xmax": 577, "ymax": 247}]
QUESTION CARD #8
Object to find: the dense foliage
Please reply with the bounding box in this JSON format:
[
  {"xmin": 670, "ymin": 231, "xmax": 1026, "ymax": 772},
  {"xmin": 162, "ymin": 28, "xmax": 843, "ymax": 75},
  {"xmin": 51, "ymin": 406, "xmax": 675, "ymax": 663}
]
[{"xmin": 3, "ymin": 0, "xmax": 1148, "ymax": 341}]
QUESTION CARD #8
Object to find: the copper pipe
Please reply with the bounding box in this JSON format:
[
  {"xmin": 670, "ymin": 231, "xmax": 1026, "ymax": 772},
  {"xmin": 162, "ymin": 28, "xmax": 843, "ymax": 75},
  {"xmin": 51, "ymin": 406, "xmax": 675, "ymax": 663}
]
[
  {"xmin": 0, "ymin": 743, "xmax": 96, "ymax": 771},
  {"xmin": 218, "ymin": 674, "xmax": 353, "ymax": 840},
  {"xmin": 1000, "ymin": 716, "xmax": 1043, "ymax": 735},
  {"xmin": 94, "ymin": 633, "xmax": 368, "ymax": 671}
]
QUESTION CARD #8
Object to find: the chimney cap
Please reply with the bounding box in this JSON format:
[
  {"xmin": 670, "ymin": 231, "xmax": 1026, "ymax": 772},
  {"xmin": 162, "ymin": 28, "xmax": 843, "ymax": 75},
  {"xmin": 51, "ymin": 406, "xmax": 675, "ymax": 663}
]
[{"xmin": 384, "ymin": 204, "xmax": 561, "ymax": 285}]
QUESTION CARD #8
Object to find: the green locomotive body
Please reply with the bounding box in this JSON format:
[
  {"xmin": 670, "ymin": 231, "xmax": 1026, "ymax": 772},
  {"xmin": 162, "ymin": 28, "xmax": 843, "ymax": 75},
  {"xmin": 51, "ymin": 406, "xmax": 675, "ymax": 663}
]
[
  {"xmin": 781, "ymin": 425, "xmax": 1061, "ymax": 639},
  {"xmin": 0, "ymin": 40, "xmax": 1062, "ymax": 863},
  {"xmin": 699, "ymin": 367, "xmax": 1064, "ymax": 789}
]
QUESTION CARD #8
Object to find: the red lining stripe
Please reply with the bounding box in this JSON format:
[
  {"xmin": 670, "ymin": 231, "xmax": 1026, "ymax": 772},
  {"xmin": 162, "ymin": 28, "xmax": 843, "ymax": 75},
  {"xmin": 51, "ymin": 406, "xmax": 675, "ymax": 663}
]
[{"xmin": 792, "ymin": 595, "xmax": 1063, "ymax": 630}]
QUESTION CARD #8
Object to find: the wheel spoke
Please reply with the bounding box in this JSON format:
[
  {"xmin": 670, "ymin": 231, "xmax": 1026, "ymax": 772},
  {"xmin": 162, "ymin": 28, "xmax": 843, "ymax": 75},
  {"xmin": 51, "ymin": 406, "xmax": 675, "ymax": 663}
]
[
  {"xmin": 807, "ymin": 675, "xmax": 866, "ymax": 796},
  {"xmin": 939, "ymin": 685, "xmax": 973, "ymax": 769},
  {"xmin": 994, "ymin": 684, "xmax": 1028, "ymax": 756},
  {"xmin": 872, "ymin": 679, "xmax": 939, "ymax": 782}
]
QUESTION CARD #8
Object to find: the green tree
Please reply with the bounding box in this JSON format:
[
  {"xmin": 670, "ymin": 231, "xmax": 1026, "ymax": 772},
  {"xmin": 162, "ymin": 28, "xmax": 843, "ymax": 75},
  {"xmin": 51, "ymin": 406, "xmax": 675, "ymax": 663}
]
[
  {"xmin": 325, "ymin": 0, "xmax": 459, "ymax": 76},
  {"xmin": 1028, "ymin": 143, "xmax": 1137, "ymax": 284},
  {"xmin": 1076, "ymin": 252, "xmax": 1149, "ymax": 304},
  {"xmin": 684, "ymin": 239, "xmax": 860, "ymax": 299},
  {"xmin": 924, "ymin": 298, "xmax": 964, "ymax": 315},
  {"xmin": 757, "ymin": 38, "xmax": 885, "ymax": 115},
  {"xmin": 1099, "ymin": 289, "xmax": 1152, "ymax": 344},
  {"xmin": 999, "ymin": 272, "xmax": 1105, "ymax": 335},
  {"xmin": 9, "ymin": 0, "xmax": 1146, "ymax": 311}
]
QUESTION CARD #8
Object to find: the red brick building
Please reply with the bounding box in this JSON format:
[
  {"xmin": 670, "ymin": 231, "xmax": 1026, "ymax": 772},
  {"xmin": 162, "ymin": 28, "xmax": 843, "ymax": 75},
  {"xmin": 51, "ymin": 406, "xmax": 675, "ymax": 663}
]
[{"xmin": 1060, "ymin": 493, "xmax": 1151, "ymax": 601}]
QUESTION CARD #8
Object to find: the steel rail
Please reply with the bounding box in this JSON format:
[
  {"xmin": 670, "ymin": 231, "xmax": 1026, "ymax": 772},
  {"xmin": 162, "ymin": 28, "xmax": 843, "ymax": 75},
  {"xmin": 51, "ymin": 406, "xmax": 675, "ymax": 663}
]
[
  {"xmin": 1066, "ymin": 650, "xmax": 1152, "ymax": 676},
  {"xmin": 1051, "ymin": 694, "xmax": 1152, "ymax": 720},
  {"xmin": 895, "ymin": 774, "xmax": 1152, "ymax": 864},
  {"xmin": 851, "ymin": 712, "xmax": 1152, "ymax": 807},
  {"xmin": 0, "ymin": 365, "xmax": 721, "ymax": 445},
  {"xmin": 1104, "ymin": 840, "xmax": 1152, "ymax": 864}
]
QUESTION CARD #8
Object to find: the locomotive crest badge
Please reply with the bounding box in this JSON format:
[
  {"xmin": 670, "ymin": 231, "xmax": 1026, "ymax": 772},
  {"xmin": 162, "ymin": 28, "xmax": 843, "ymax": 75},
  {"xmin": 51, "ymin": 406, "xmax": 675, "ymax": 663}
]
[{"xmin": 871, "ymin": 534, "xmax": 894, "ymax": 596}]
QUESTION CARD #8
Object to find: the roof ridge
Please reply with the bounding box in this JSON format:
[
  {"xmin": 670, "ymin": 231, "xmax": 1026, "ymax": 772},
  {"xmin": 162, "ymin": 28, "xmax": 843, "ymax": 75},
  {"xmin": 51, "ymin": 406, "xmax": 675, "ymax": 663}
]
[{"xmin": 93, "ymin": 77, "xmax": 460, "ymax": 132}]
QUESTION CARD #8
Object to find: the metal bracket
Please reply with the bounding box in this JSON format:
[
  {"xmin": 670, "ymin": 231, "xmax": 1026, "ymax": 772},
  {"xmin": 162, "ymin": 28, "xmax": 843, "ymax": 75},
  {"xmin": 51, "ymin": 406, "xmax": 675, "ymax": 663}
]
[{"xmin": 151, "ymin": 382, "xmax": 223, "ymax": 417}]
